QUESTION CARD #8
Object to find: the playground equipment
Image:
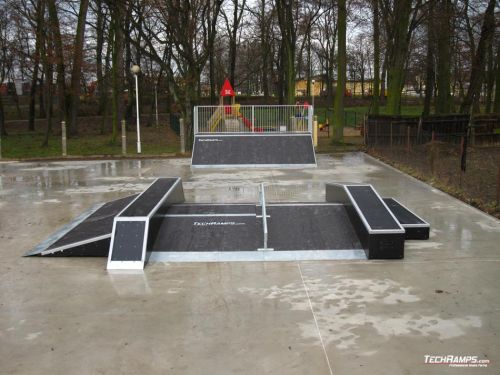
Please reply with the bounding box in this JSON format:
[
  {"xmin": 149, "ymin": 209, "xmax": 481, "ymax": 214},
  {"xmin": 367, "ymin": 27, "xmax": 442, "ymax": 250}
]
[{"xmin": 207, "ymin": 79, "xmax": 259, "ymax": 132}]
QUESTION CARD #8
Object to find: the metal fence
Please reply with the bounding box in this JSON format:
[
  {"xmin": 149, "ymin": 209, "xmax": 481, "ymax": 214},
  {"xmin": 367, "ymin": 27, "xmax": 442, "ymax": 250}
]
[
  {"xmin": 364, "ymin": 114, "xmax": 500, "ymax": 147},
  {"xmin": 194, "ymin": 105, "xmax": 313, "ymax": 134}
]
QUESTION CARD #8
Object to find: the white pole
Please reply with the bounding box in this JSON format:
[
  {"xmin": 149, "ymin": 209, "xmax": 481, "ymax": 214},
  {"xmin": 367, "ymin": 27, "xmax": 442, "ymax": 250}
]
[
  {"xmin": 154, "ymin": 84, "xmax": 159, "ymax": 128},
  {"xmin": 61, "ymin": 121, "xmax": 67, "ymax": 156},
  {"xmin": 180, "ymin": 118, "xmax": 186, "ymax": 154},
  {"xmin": 135, "ymin": 74, "xmax": 141, "ymax": 153},
  {"xmin": 251, "ymin": 105, "xmax": 255, "ymax": 132},
  {"xmin": 121, "ymin": 119, "xmax": 127, "ymax": 155}
]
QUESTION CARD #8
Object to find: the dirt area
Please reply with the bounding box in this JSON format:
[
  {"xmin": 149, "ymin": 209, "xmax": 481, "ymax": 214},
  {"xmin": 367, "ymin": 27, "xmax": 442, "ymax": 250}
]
[{"xmin": 368, "ymin": 143, "xmax": 500, "ymax": 218}]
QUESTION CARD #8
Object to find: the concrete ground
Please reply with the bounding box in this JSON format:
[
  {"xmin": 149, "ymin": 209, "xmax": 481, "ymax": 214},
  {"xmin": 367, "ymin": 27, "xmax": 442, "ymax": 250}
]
[{"xmin": 0, "ymin": 153, "xmax": 498, "ymax": 374}]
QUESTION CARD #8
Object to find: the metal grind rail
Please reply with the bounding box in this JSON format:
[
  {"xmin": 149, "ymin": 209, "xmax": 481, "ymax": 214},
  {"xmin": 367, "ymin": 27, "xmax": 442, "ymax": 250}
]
[{"xmin": 258, "ymin": 183, "xmax": 272, "ymax": 251}]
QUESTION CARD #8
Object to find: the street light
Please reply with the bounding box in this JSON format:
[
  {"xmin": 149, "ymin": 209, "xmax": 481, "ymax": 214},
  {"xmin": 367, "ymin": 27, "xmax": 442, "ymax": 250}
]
[{"xmin": 131, "ymin": 64, "xmax": 141, "ymax": 154}]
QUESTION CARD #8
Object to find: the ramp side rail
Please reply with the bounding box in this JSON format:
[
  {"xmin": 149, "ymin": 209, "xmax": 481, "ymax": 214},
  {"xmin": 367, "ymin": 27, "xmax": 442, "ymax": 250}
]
[
  {"xmin": 258, "ymin": 183, "xmax": 272, "ymax": 251},
  {"xmin": 194, "ymin": 105, "xmax": 313, "ymax": 134}
]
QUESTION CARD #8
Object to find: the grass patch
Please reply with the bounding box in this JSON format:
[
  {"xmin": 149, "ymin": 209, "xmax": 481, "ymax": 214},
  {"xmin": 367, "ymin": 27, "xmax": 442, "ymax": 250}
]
[{"xmin": 0, "ymin": 126, "xmax": 179, "ymax": 159}]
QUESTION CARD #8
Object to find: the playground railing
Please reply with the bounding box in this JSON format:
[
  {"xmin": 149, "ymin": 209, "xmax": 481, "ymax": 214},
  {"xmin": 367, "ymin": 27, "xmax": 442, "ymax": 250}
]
[{"xmin": 194, "ymin": 105, "xmax": 313, "ymax": 134}]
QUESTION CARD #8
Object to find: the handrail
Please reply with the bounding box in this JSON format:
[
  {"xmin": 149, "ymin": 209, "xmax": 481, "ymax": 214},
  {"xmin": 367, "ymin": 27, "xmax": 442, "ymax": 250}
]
[{"xmin": 259, "ymin": 183, "xmax": 272, "ymax": 250}]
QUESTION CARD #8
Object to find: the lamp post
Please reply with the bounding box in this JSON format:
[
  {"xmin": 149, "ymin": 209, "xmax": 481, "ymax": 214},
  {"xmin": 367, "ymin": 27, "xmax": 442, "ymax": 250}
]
[{"xmin": 131, "ymin": 64, "xmax": 141, "ymax": 153}]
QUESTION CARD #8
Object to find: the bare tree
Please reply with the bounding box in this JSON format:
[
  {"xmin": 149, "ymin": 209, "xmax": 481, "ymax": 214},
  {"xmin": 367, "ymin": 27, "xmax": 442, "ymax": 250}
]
[
  {"xmin": 333, "ymin": 0, "xmax": 346, "ymax": 140},
  {"xmin": 460, "ymin": 0, "xmax": 496, "ymax": 114},
  {"xmin": 222, "ymin": 0, "xmax": 246, "ymax": 88}
]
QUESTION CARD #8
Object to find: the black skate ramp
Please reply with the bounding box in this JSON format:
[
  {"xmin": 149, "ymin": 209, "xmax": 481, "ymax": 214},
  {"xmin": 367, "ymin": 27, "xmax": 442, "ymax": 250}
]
[
  {"xmin": 27, "ymin": 179, "xmax": 431, "ymax": 269},
  {"xmin": 382, "ymin": 198, "xmax": 430, "ymax": 240},
  {"xmin": 191, "ymin": 133, "xmax": 316, "ymax": 168},
  {"xmin": 25, "ymin": 195, "xmax": 137, "ymax": 257}
]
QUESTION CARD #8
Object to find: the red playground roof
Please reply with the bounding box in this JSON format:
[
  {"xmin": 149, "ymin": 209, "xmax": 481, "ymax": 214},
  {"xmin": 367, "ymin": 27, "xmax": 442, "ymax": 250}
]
[{"xmin": 220, "ymin": 79, "xmax": 235, "ymax": 97}]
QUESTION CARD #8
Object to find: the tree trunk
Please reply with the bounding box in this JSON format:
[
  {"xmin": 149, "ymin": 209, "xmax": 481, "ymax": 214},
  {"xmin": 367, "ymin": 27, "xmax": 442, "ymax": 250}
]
[
  {"xmin": 386, "ymin": 0, "xmax": 412, "ymax": 115},
  {"xmin": 0, "ymin": 95, "xmax": 6, "ymax": 137},
  {"xmin": 111, "ymin": 2, "xmax": 125, "ymax": 144},
  {"xmin": 306, "ymin": 32, "xmax": 312, "ymax": 97},
  {"xmin": 38, "ymin": 76, "xmax": 46, "ymax": 118},
  {"xmin": 99, "ymin": 23, "xmax": 113, "ymax": 135},
  {"xmin": 68, "ymin": 0, "xmax": 90, "ymax": 136},
  {"xmin": 40, "ymin": 37, "xmax": 53, "ymax": 147},
  {"xmin": 124, "ymin": 2, "xmax": 134, "ymax": 128},
  {"xmin": 283, "ymin": 38, "xmax": 295, "ymax": 104},
  {"xmin": 28, "ymin": 65, "xmax": 39, "ymax": 131},
  {"xmin": 493, "ymin": 42, "xmax": 500, "ymax": 113},
  {"xmin": 209, "ymin": 48, "xmax": 216, "ymax": 104},
  {"xmin": 228, "ymin": 1, "xmax": 239, "ymax": 87},
  {"xmin": 260, "ymin": 0, "xmax": 270, "ymax": 100},
  {"xmin": 460, "ymin": 0, "xmax": 496, "ymax": 114},
  {"xmin": 47, "ymin": 0, "xmax": 68, "ymax": 123},
  {"xmin": 435, "ymin": 0, "xmax": 452, "ymax": 114},
  {"xmin": 276, "ymin": 0, "xmax": 296, "ymax": 104},
  {"xmin": 423, "ymin": 3, "xmax": 435, "ymax": 116},
  {"xmin": 380, "ymin": 50, "xmax": 388, "ymax": 102},
  {"xmin": 485, "ymin": 40, "xmax": 494, "ymax": 113},
  {"xmin": 95, "ymin": 0, "xmax": 105, "ymax": 116},
  {"xmin": 333, "ymin": 0, "xmax": 346, "ymax": 141}
]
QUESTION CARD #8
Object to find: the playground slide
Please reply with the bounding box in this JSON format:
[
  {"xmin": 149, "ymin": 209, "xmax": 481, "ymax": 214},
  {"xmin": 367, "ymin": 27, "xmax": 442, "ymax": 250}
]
[
  {"xmin": 208, "ymin": 106, "xmax": 224, "ymax": 132},
  {"xmin": 238, "ymin": 113, "xmax": 263, "ymax": 132},
  {"xmin": 239, "ymin": 113, "xmax": 253, "ymax": 130}
]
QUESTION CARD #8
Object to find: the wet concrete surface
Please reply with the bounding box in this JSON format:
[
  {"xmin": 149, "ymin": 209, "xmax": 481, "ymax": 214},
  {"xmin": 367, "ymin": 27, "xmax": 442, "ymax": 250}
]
[{"xmin": 0, "ymin": 153, "xmax": 499, "ymax": 374}]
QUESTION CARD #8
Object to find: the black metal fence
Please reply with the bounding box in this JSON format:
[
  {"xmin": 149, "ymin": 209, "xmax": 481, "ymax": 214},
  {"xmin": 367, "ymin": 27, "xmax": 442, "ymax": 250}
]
[{"xmin": 364, "ymin": 114, "xmax": 500, "ymax": 147}]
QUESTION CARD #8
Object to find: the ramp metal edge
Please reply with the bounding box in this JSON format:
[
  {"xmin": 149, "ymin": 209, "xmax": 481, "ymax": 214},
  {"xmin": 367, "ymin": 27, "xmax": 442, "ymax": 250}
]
[
  {"xmin": 194, "ymin": 132, "xmax": 313, "ymax": 137},
  {"xmin": 148, "ymin": 249, "xmax": 367, "ymax": 262},
  {"xmin": 24, "ymin": 203, "xmax": 105, "ymax": 257},
  {"xmin": 191, "ymin": 163, "xmax": 317, "ymax": 169}
]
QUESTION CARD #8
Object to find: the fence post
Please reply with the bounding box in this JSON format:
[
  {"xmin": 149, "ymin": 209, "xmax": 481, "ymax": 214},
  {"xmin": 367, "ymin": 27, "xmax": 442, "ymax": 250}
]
[
  {"xmin": 121, "ymin": 119, "xmax": 127, "ymax": 155},
  {"xmin": 193, "ymin": 107, "xmax": 198, "ymax": 135},
  {"xmin": 252, "ymin": 105, "xmax": 255, "ymax": 132},
  {"xmin": 459, "ymin": 135, "xmax": 465, "ymax": 187},
  {"xmin": 313, "ymin": 115, "xmax": 318, "ymax": 147},
  {"xmin": 180, "ymin": 118, "xmax": 186, "ymax": 154},
  {"xmin": 61, "ymin": 121, "xmax": 67, "ymax": 157},
  {"xmin": 308, "ymin": 105, "xmax": 313, "ymax": 133}
]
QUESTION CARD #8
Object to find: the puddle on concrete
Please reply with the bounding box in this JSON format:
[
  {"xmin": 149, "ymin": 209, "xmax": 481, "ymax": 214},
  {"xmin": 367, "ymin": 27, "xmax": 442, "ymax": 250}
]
[{"xmin": 238, "ymin": 275, "xmax": 482, "ymax": 350}]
